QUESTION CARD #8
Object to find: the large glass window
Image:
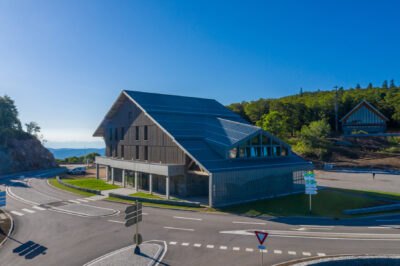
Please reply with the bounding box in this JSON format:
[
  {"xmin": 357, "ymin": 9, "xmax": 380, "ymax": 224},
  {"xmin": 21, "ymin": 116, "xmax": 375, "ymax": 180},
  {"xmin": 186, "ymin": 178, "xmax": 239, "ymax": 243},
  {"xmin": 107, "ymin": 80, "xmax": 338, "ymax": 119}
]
[
  {"xmin": 144, "ymin": 126, "xmax": 148, "ymax": 140},
  {"xmin": 115, "ymin": 128, "xmax": 118, "ymax": 141},
  {"xmin": 135, "ymin": 146, "xmax": 139, "ymax": 159},
  {"xmin": 109, "ymin": 128, "xmax": 112, "ymax": 141},
  {"xmin": 121, "ymin": 127, "xmax": 125, "ymax": 140},
  {"xmin": 228, "ymin": 147, "xmax": 238, "ymax": 158},
  {"xmin": 135, "ymin": 126, "xmax": 139, "ymax": 140}
]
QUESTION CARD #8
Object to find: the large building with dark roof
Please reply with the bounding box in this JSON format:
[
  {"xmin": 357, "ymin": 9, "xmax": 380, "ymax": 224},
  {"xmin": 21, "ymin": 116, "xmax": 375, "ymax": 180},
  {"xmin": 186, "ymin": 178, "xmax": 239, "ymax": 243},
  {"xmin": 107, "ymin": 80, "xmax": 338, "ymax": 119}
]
[{"xmin": 93, "ymin": 90, "xmax": 311, "ymax": 207}]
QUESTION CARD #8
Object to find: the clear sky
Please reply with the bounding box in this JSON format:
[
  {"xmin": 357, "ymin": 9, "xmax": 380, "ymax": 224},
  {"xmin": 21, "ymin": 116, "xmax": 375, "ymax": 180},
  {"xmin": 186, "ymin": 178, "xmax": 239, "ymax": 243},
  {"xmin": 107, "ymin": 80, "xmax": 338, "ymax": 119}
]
[{"xmin": 1, "ymin": 0, "xmax": 400, "ymax": 148}]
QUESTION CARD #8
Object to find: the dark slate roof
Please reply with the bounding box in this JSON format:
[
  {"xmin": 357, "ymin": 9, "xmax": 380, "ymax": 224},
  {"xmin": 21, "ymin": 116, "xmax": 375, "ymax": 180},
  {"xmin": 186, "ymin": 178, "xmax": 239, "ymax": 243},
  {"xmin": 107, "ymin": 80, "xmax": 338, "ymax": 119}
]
[{"xmin": 95, "ymin": 90, "xmax": 311, "ymax": 173}]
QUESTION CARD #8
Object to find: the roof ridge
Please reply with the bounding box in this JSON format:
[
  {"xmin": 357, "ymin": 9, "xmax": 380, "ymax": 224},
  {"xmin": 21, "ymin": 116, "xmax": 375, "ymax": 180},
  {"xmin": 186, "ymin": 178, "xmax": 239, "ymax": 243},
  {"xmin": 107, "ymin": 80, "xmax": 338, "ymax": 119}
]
[
  {"xmin": 216, "ymin": 117, "xmax": 259, "ymax": 128},
  {"xmin": 124, "ymin": 89, "xmax": 218, "ymax": 102}
]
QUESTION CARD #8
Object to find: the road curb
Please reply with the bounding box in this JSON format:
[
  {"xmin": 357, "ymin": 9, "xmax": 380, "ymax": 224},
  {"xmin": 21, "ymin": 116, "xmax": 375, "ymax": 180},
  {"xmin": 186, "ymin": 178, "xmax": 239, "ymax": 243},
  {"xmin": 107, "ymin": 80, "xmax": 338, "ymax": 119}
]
[{"xmin": 0, "ymin": 210, "xmax": 14, "ymax": 248}]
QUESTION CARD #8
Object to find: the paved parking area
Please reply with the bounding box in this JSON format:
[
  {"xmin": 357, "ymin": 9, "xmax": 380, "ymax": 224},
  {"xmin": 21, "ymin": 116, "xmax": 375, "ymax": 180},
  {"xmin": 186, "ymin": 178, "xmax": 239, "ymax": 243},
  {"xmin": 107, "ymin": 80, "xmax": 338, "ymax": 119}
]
[{"xmin": 316, "ymin": 170, "xmax": 400, "ymax": 193}]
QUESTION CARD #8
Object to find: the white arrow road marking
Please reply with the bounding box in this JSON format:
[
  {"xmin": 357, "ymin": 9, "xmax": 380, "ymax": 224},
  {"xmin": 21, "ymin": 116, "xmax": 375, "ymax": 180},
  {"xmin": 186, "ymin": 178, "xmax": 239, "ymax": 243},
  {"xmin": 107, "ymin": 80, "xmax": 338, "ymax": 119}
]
[
  {"xmin": 22, "ymin": 208, "xmax": 35, "ymax": 214},
  {"xmin": 232, "ymin": 221, "xmax": 266, "ymax": 225},
  {"xmin": 11, "ymin": 211, "xmax": 24, "ymax": 216},
  {"xmin": 173, "ymin": 216, "xmax": 202, "ymax": 221},
  {"xmin": 32, "ymin": 206, "xmax": 46, "ymax": 211},
  {"xmin": 163, "ymin": 227, "xmax": 194, "ymax": 231}
]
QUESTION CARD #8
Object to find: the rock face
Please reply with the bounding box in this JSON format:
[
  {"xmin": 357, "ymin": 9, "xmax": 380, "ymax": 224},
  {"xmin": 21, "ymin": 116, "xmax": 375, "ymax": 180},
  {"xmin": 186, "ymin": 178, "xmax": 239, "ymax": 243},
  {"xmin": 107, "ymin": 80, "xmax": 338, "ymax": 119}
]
[{"xmin": 0, "ymin": 138, "xmax": 58, "ymax": 175}]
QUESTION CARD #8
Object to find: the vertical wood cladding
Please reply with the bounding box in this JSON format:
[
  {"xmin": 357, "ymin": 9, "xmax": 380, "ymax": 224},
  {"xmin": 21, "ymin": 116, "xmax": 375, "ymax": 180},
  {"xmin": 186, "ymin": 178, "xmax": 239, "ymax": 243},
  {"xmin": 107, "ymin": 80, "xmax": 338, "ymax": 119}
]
[{"xmin": 103, "ymin": 96, "xmax": 185, "ymax": 165}]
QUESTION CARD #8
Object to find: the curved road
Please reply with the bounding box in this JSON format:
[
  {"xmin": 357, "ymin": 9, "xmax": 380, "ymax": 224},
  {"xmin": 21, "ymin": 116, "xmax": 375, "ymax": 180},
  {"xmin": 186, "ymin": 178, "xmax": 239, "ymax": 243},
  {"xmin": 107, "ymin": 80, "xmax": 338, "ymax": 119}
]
[{"xmin": 0, "ymin": 169, "xmax": 399, "ymax": 265}]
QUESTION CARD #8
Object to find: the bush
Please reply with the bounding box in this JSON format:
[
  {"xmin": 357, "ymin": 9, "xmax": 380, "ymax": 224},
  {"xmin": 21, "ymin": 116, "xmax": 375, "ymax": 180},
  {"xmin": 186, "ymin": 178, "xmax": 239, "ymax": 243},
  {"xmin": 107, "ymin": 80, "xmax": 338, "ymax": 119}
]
[{"xmin": 300, "ymin": 120, "xmax": 331, "ymax": 147}]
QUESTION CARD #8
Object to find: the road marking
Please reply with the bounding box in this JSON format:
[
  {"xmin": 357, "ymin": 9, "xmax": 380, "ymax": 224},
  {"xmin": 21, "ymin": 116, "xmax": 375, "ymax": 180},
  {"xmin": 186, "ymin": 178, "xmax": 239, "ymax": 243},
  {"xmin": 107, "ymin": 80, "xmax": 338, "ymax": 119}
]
[
  {"xmin": 232, "ymin": 221, "xmax": 266, "ymax": 225},
  {"xmin": 260, "ymin": 250, "xmax": 267, "ymax": 253},
  {"xmin": 68, "ymin": 200, "xmax": 80, "ymax": 204},
  {"xmin": 11, "ymin": 211, "xmax": 24, "ymax": 216},
  {"xmin": 32, "ymin": 206, "xmax": 46, "ymax": 211},
  {"xmin": 142, "ymin": 213, "xmax": 149, "ymax": 215},
  {"xmin": 317, "ymin": 252, "xmax": 326, "ymax": 256},
  {"xmin": 86, "ymin": 198, "xmax": 96, "ymax": 201},
  {"xmin": 107, "ymin": 220, "xmax": 124, "ymax": 224},
  {"xmin": 288, "ymin": 251, "xmax": 296, "ymax": 255},
  {"xmin": 233, "ymin": 247, "xmax": 240, "ymax": 251},
  {"xmin": 220, "ymin": 246, "xmax": 227, "ymax": 250},
  {"xmin": 245, "ymin": 248, "xmax": 254, "ymax": 252},
  {"xmin": 22, "ymin": 208, "xmax": 35, "ymax": 214},
  {"xmin": 181, "ymin": 242, "xmax": 189, "ymax": 246},
  {"xmin": 368, "ymin": 226, "xmax": 392, "ymax": 229},
  {"xmin": 163, "ymin": 226, "xmax": 194, "ymax": 231},
  {"xmin": 206, "ymin": 245, "xmax": 214, "ymax": 248},
  {"xmin": 303, "ymin": 252, "xmax": 311, "ymax": 256},
  {"xmin": 169, "ymin": 242, "xmax": 177, "ymax": 245},
  {"xmin": 77, "ymin": 199, "xmax": 88, "ymax": 202},
  {"xmin": 193, "ymin": 243, "xmax": 201, "ymax": 247},
  {"xmin": 173, "ymin": 216, "xmax": 202, "ymax": 221},
  {"xmin": 274, "ymin": 250, "xmax": 282, "ymax": 254}
]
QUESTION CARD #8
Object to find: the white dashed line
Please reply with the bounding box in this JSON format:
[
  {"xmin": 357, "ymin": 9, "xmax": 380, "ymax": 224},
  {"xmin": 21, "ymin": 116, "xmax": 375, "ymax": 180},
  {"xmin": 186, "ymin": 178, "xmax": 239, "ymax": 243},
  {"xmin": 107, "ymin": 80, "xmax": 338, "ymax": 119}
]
[
  {"xmin": 107, "ymin": 220, "xmax": 124, "ymax": 224},
  {"xmin": 77, "ymin": 199, "xmax": 88, "ymax": 202},
  {"xmin": 274, "ymin": 250, "xmax": 282, "ymax": 254},
  {"xmin": 163, "ymin": 227, "xmax": 194, "ymax": 231},
  {"xmin": 194, "ymin": 243, "xmax": 201, "ymax": 247},
  {"xmin": 11, "ymin": 211, "xmax": 24, "ymax": 216},
  {"xmin": 288, "ymin": 251, "xmax": 297, "ymax": 255},
  {"xmin": 206, "ymin": 245, "xmax": 214, "ymax": 249},
  {"xmin": 220, "ymin": 246, "xmax": 227, "ymax": 250},
  {"xmin": 173, "ymin": 216, "xmax": 202, "ymax": 221},
  {"xmin": 32, "ymin": 206, "xmax": 46, "ymax": 211},
  {"xmin": 22, "ymin": 208, "xmax": 35, "ymax": 214},
  {"xmin": 233, "ymin": 247, "xmax": 240, "ymax": 251},
  {"xmin": 260, "ymin": 250, "xmax": 267, "ymax": 253},
  {"xmin": 317, "ymin": 252, "xmax": 326, "ymax": 256},
  {"xmin": 303, "ymin": 252, "xmax": 311, "ymax": 256},
  {"xmin": 181, "ymin": 243, "xmax": 189, "ymax": 246},
  {"xmin": 245, "ymin": 248, "xmax": 254, "ymax": 252},
  {"xmin": 169, "ymin": 242, "xmax": 177, "ymax": 245},
  {"xmin": 232, "ymin": 221, "xmax": 266, "ymax": 225},
  {"xmin": 68, "ymin": 200, "xmax": 80, "ymax": 204}
]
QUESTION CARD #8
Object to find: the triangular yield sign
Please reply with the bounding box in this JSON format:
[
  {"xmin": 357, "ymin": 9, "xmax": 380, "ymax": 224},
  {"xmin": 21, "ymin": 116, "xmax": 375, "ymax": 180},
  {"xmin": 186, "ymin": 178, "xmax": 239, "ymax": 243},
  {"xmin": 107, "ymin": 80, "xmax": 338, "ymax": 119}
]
[{"xmin": 254, "ymin": 231, "xmax": 268, "ymax": 245}]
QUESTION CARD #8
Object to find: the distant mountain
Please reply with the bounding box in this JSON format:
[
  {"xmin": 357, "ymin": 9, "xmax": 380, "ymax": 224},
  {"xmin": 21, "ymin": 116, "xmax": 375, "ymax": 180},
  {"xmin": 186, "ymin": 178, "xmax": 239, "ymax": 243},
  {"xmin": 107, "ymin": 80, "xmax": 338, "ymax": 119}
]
[{"xmin": 47, "ymin": 148, "xmax": 105, "ymax": 159}]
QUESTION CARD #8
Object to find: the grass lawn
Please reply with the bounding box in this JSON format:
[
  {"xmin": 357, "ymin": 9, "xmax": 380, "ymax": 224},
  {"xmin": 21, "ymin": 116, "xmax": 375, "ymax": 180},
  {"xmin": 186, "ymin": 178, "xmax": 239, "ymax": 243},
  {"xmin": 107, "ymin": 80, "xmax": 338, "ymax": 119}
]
[
  {"xmin": 62, "ymin": 178, "xmax": 119, "ymax": 191},
  {"xmin": 129, "ymin": 192, "xmax": 163, "ymax": 199},
  {"xmin": 105, "ymin": 196, "xmax": 215, "ymax": 212},
  {"xmin": 222, "ymin": 189, "xmax": 390, "ymax": 218},
  {"xmin": 333, "ymin": 188, "xmax": 400, "ymax": 202},
  {"xmin": 49, "ymin": 178, "xmax": 95, "ymax": 197}
]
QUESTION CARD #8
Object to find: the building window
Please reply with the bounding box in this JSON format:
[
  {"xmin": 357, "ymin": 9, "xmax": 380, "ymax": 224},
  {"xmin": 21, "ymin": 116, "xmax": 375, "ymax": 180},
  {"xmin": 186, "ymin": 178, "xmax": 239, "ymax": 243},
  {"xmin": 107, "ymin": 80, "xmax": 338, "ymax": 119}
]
[
  {"xmin": 121, "ymin": 145, "xmax": 124, "ymax": 158},
  {"xmin": 135, "ymin": 146, "xmax": 139, "ymax": 159},
  {"xmin": 121, "ymin": 127, "xmax": 125, "ymax": 140},
  {"xmin": 144, "ymin": 126, "xmax": 148, "ymax": 140},
  {"xmin": 115, "ymin": 128, "xmax": 118, "ymax": 141},
  {"xmin": 144, "ymin": 146, "xmax": 148, "ymax": 160},
  {"xmin": 135, "ymin": 126, "xmax": 139, "ymax": 140},
  {"xmin": 109, "ymin": 128, "xmax": 112, "ymax": 141}
]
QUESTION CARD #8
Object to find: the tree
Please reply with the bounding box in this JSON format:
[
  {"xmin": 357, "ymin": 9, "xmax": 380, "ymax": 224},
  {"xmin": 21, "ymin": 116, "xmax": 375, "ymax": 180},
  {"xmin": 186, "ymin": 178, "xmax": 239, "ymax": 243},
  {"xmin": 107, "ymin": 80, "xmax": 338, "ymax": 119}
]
[
  {"xmin": 257, "ymin": 111, "xmax": 289, "ymax": 139},
  {"xmin": 367, "ymin": 83, "xmax": 373, "ymax": 89},
  {"xmin": 356, "ymin": 84, "xmax": 361, "ymax": 89},
  {"xmin": 0, "ymin": 95, "xmax": 21, "ymax": 130},
  {"xmin": 25, "ymin": 122, "xmax": 41, "ymax": 136},
  {"xmin": 299, "ymin": 87, "xmax": 303, "ymax": 97},
  {"xmin": 244, "ymin": 99, "xmax": 270, "ymax": 123},
  {"xmin": 83, "ymin": 152, "xmax": 100, "ymax": 163},
  {"xmin": 300, "ymin": 120, "xmax": 331, "ymax": 148},
  {"xmin": 390, "ymin": 79, "xmax": 396, "ymax": 89},
  {"xmin": 382, "ymin": 80, "xmax": 388, "ymax": 89}
]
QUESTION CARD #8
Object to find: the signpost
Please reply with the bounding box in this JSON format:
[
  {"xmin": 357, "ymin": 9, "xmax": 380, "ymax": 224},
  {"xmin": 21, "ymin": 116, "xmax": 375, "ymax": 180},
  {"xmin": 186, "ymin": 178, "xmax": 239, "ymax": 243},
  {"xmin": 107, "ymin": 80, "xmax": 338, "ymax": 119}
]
[
  {"xmin": 0, "ymin": 191, "xmax": 6, "ymax": 207},
  {"xmin": 254, "ymin": 231, "xmax": 268, "ymax": 266},
  {"xmin": 124, "ymin": 201, "xmax": 143, "ymax": 254},
  {"xmin": 304, "ymin": 171, "xmax": 317, "ymax": 213}
]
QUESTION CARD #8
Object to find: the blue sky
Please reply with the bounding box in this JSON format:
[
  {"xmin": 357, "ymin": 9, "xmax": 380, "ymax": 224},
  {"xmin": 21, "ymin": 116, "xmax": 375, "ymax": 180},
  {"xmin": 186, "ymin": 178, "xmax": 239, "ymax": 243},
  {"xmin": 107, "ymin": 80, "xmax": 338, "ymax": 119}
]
[{"xmin": 1, "ymin": 0, "xmax": 400, "ymax": 148}]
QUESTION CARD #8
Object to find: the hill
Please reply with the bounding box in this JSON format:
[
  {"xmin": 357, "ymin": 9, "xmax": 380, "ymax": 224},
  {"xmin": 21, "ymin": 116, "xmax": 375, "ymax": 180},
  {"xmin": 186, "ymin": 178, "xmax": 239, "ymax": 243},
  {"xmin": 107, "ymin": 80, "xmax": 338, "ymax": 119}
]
[{"xmin": 48, "ymin": 148, "xmax": 105, "ymax": 159}]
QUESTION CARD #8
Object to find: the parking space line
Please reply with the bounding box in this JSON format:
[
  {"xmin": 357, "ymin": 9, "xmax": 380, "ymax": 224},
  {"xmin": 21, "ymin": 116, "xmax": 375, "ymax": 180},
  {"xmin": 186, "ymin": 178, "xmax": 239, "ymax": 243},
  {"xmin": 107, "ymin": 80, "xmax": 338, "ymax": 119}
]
[
  {"xmin": 22, "ymin": 208, "xmax": 35, "ymax": 214},
  {"xmin": 11, "ymin": 211, "xmax": 24, "ymax": 216}
]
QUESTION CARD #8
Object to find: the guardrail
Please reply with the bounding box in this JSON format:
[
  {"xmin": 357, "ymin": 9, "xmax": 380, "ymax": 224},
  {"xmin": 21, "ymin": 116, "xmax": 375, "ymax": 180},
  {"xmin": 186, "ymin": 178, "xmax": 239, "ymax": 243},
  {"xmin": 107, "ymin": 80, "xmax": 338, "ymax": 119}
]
[
  {"xmin": 56, "ymin": 176, "xmax": 102, "ymax": 195},
  {"xmin": 343, "ymin": 203, "xmax": 400, "ymax": 215},
  {"xmin": 108, "ymin": 193, "xmax": 201, "ymax": 207}
]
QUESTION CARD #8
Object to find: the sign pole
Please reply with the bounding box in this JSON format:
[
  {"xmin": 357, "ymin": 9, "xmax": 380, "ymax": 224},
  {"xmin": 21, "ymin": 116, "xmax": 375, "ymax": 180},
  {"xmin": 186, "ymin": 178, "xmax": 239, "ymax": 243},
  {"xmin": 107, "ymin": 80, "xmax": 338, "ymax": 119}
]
[
  {"xmin": 134, "ymin": 200, "xmax": 140, "ymax": 254},
  {"xmin": 309, "ymin": 194, "xmax": 312, "ymax": 214},
  {"xmin": 261, "ymin": 249, "xmax": 263, "ymax": 266}
]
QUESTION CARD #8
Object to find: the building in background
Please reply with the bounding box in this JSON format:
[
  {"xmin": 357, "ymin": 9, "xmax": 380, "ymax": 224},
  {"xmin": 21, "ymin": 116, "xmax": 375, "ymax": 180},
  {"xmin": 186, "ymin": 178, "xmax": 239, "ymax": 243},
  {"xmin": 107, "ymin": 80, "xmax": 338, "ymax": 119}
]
[
  {"xmin": 340, "ymin": 100, "xmax": 389, "ymax": 135},
  {"xmin": 93, "ymin": 90, "xmax": 311, "ymax": 207}
]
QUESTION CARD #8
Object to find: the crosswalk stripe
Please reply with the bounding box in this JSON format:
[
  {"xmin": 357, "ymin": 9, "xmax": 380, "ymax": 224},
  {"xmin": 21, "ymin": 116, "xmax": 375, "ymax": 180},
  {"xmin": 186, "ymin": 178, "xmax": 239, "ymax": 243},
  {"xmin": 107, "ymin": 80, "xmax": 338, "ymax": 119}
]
[
  {"xmin": 317, "ymin": 253, "xmax": 326, "ymax": 256},
  {"xmin": 22, "ymin": 208, "xmax": 35, "ymax": 214},
  {"xmin": 232, "ymin": 247, "xmax": 240, "ymax": 251},
  {"xmin": 245, "ymin": 248, "xmax": 253, "ymax": 252},
  {"xmin": 11, "ymin": 211, "xmax": 24, "ymax": 216},
  {"xmin": 32, "ymin": 206, "xmax": 46, "ymax": 211},
  {"xmin": 288, "ymin": 251, "xmax": 296, "ymax": 255},
  {"xmin": 86, "ymin": 198, "xmax": 96, "ymax": 201},
  {"xmin": 169, "ymin": 242, "xmax": 177, "ymax": 245},
  {"xmin": 274, "ymin": 250, "xmax": 282, "ymax": 254},
  {"xmin": 77, "ymin": 199, "xmax": 88, "ymax": 202},
  {"xmin": 220, "ymin": 246, "xmax": 227, "ymax": 250},
  {"xmin": 303, "ymin": 252, "xmax": 311, "ymax": 256},
  {"xmin": 206, "ymin": 245, "xmax": 214, "ymax": 248},
  {"xmin": 182, "ymin": 243, "xmax": 189, "ymax": 246},
  {"xmin": 193, "ymin": 243, "xmax": 201, "ymax": 247}
]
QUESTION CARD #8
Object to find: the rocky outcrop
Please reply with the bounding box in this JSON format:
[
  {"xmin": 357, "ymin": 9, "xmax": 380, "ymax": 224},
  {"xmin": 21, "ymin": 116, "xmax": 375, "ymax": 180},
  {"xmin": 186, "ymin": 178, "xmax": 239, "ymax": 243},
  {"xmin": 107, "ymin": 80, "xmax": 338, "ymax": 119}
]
[{"xmin": 0, "ymin": 138, "xmax": 57, "ymax": 175}]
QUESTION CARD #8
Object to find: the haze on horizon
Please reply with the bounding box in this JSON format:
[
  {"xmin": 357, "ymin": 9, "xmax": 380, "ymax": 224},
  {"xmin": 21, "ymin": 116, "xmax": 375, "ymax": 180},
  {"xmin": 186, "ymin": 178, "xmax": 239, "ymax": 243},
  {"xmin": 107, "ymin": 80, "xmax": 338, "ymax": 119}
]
[{"xmin": 1, "ymin": 0, "xmax": 400, "ymax": 148}]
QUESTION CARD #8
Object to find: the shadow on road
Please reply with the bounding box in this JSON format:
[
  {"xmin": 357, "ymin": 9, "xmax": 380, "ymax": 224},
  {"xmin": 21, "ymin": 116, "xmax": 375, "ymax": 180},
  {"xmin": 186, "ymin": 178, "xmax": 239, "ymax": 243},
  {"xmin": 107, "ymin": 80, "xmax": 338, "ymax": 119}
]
[
  {"xmin": 138, "ymin": 251, "xmax": 169, "ymax": 266},
  {"xmin": 12, "ymin": 240, "xmax": 48, "ymax": 260}
]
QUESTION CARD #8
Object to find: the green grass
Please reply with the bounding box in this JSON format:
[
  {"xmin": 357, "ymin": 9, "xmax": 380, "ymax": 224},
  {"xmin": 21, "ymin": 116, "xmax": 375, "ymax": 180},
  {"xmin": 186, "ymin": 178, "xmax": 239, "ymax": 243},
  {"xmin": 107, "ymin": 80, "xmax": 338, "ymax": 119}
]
[
  {"xmin": 62, "ymin": 178, "xmax": 118, "ymax": 191},
  {"xmin": 129, "ymin": 192, "xmax": 163, "ymax": 199},
  {"xmin": 105, "ymin": 196, "xmax": 215, "ymax": 212},
  {"xmin": 334, "ymin": 188, "xmax": 400, "ymax": 202},
  {"xmin": 49, "ymin": 178, "xmax": 95, "ymax": 197},
  {"xmin": 222, "ymin": 189, "xmax": 389, "ymax": 218}
]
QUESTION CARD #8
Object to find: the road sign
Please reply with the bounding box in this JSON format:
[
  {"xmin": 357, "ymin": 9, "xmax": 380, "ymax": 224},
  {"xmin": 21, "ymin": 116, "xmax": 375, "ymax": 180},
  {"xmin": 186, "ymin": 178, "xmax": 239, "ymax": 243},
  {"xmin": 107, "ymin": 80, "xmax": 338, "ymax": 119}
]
[
  {"xmin": 306, "ymin": 190, "xmax": 317, "ymax": 195},
  {"xmin": 125, "ymin": 214, "xmax": 143, "ymax": 227},
  {"xmin": 0, "ymin": 191, "xmax": 6, "ymax": 207},
  {"xmin": 254, "ymin": 231, "xmax": 268, "ymax": 245},
  {"xmin": 258, "ymin": 245, "xmax": 266, "ymax": 250},
  {"xmin": 125, "ymin": 203, "xmax": 142, "ymax": 214},
  {"xmin": 125, "ymin": 209, "xmax": 142, "ymax": 220}
]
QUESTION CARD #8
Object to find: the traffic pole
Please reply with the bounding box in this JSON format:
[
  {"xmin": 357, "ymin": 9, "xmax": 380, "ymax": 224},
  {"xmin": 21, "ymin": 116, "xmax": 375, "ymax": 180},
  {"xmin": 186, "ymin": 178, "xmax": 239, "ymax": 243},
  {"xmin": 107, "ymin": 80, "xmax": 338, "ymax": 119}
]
[
  {"xmin": 309, "ymin": 194, "xmax": 312, "ymax": 214},
  {"xmin": 261, "ymin": 249, "xmax": 263, "ymax": 266},
  {"xmin": 134, "ymin": 200, "xmax": 140, "ymax": 254}
]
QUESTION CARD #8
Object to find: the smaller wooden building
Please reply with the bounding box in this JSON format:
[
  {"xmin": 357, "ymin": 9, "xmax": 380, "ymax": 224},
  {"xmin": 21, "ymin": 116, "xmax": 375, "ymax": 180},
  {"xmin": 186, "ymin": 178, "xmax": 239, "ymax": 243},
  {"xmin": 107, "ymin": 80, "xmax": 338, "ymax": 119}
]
[{"xmin": 340, "ymin": 100, "xmax": 389, "ymax": 135}]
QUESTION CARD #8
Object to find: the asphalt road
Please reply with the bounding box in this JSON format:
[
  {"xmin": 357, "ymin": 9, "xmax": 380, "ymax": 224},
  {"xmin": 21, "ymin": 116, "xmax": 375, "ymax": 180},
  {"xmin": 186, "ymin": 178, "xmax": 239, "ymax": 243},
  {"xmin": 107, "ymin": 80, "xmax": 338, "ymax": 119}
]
[{"xmin": 0, "ymin": 169, "xmax": 400, "ymax": 266}]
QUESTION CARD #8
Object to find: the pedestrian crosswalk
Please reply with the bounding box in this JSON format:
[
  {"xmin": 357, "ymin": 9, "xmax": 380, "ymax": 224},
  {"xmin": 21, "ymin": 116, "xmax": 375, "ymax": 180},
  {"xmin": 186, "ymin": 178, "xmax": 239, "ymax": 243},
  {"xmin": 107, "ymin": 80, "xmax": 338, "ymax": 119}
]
[{"xmin": 167, "ymin": 241, "xmax": 327, "ymax": 258}]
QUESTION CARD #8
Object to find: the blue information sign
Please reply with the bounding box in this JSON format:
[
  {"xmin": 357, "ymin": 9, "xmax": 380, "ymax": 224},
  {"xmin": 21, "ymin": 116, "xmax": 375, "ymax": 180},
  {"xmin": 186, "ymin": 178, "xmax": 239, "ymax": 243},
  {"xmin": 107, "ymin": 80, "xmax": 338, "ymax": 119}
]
[
  {"xmin": 0, "ymin": 191, "xmax": 6, "ymax": 207},
  {"xmin": 258, "ymin": 245, "xmax": 266, "ymax": 250}
]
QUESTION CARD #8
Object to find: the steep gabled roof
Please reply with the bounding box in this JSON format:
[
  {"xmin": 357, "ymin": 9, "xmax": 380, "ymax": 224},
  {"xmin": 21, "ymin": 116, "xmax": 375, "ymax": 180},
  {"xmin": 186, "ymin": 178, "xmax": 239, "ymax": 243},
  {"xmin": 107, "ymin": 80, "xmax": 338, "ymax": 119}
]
[
  {"xmin": 94, "ymin": 90, "xmax": 308, "ymax": 173},
  {"xmin": 340, "ymin": 100, "xmax": 389, "ymax": 122}
]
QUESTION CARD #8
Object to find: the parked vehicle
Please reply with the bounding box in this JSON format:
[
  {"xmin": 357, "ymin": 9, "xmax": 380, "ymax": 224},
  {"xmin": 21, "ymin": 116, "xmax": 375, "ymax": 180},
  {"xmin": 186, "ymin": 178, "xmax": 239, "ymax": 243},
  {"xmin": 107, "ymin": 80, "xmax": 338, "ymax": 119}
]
[{"xmin": 67, "ymin": 167, "xmax": 86, "ymax": 175}]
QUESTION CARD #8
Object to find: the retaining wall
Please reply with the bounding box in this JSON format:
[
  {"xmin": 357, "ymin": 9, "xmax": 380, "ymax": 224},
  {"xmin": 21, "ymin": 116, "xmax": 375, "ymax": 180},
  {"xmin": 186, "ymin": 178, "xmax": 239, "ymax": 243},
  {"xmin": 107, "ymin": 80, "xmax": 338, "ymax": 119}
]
[{"xmin": 56, "ymin": 176, "xmax": 102, "ymax": 195}]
